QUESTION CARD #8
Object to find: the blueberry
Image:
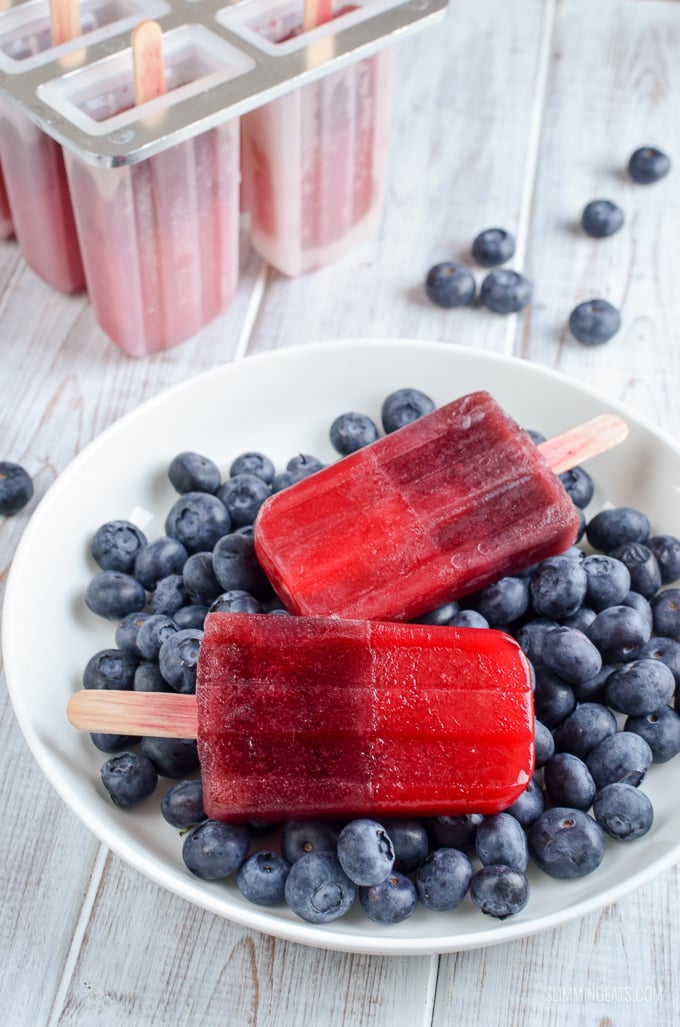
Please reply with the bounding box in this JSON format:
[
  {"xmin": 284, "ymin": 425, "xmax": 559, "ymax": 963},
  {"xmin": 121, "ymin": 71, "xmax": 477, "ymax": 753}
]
[
  {"xmin": 532, "ymin": 666, "xmax": 576, "ymax": 728},
  {"xmin": 133, "ymin": 661, "xmax": 168, "ymax": 692},
  {"xmin": 379, "ymin": 819, "xmax": 430, "ymax": 873},
  {"xmin": 605, "ymin": 659, "xmax": 675, "ymax": 716},
  {"xmin": 543, "ymin": 752, "xmax": 597, "ymax": 811},
  {"xmin": 115, "ymin": 611, "xmax": 152, "ymax": 656},
  {"xmin": 336, "ymin": 819, "xmax": 395, "ymax": 886},
  {"xmin": 582, "ymin": 554, "xmax": 631, "ymax": 610},
  {"xmin": 480, "ymin": 269, "xmax": 532, "ymax": 314},
  {"xmin": 541, "ymin": 626, "xmax": 602, "ymax": 685},
  {"xmin": 182, "ymin": 551, "xmax": 222, "ymax": 606},
  {"xmin": 647, "ymin": 535, "xmax": 680, "ymax": 584},
  {"xmin": 447, "ymin": 609, "xmax": 490, "ymax": 629},
  {"xmin": 90, "ymin": 731, "xmax": 139, "ymax": 753},
  {"xmin": 424, "ymin": 261, "xmax": 476, "ymax": 308},
  {"xmin": 586, "ymin": 731, "xmax": 653, "ymax": 789},
  {"xmin": 472, "ymin": 576, "xmax": 530, "ymax": 626},
  {"xmin": 475, "ymin": 813, "xmax": 528, "ymax": 872},
  {"xmin": 141, "ymin": 736, "xmax": 199, "ymax": 778},
  {"xmin": 160, "ymin": 779, "xmax": 207, "ymax": 828},
  {"xmin": 182, "ymin": 820, "xmax": 250, "ymax": 880},
  {"xmin": 625, "ymin": 705, "xmax": 680, "ymax": 763},
  {"xmin": 0, "ymin": 461, "xmax": 33, "ymax": 515},
  {"xmin": 209, "ymin": 590, "xmax": 263, "ymax": 614},
  {"xmin": 150, "ymin": 574, "xmax": 188, "ymax": 616},
  {"xmin": 381, "ymin": 388, "xmax": 435, "ymax": 434},
  {"xmin": 534, "ymin": 719, "xmax": 555, "ymax": 768},
  {"xmin": 572, "ymin": 663, "xmax": 615, "ymax": 703},
  {"xmin": 237, "ymin": 850, "xmax": 291, "ymax": 906},
  {"xmin": 212, "ymin": 532, "xmax": 270, "ymax": 599},
  {"xmin": 515, "ymin": 617, "xmax": 560, "ymax": 666},
  {"xmin": 553, "ymin": 702, "xmax": 617, "ymax": 760},
  {"xmin": 568, "ymin": 299, "xmax": 621, "ymax": 345},
  {"xmin": 359, "ymin": 872, "xmax": 418, "ymax": 924},
  {"xmin": 528, "ymin": 808, "xmax": 606, "ymax": 878},
  {"xmin": 609, "ymin": 542, "xmax": 661, "ymax": 599},
  {"xmin": 580, "ymin": 199, "xmax": 625, "ymax": 238},
  {"xmin": 134, "ymin": 536, "xmax": 189, "ymax": 589},
  {"xmin": 469, "ymin": 865, "xmax": 529, "ymax": 919},
  {"xmin": 530, "ymin": 556, "xmax": 587, "ymax": 619},
  {"xmin": 173, "ymin": 605, "xmax": 208, "ymax": 630},
  {"xmin": 284, "ymin": 851, "xmax": 356, "ymax": 923},
  {"xmin": 158, "ymin": 628, "xmax": 203, "ymax": 693},
  {"xmin": 586, "ymin": 507, "xmax": 650, "ymax": 551},
  {"xmin": 91, "ymin": 520, "xmax": 147, "ymax": 573},
  {"xmin": 412, "ymin": 600, "xmax": 461, "ymax": 626},
  {"xmin": 586, "ymin": 605, "xmax": 651, "ymax": 663},
  {"xmin": 559, "ymin": 466, "xmax": 595, "ymax": 509},
  {"xmin": 286, "ymin": 453, "xmax": 324, "ymax": 476},
  {"xmin": 229, "ymin": 451, "xmax": 276, "ymax": 485},
  {"xmin": 217, "ymin": 474, "xmax": 271, "ymax": 528},
  {"xmin": 280, "ymin": 820, "xmax": 340, "ymax": 863},
  {"xmin": 505, "ymin": 777, "xmax": 546, "ymax": 828},
  {"xmin": 526, "ymin": 428, "xmax": 547, "ymax": 445},
  {"xmin": 100, "ymin": 751, "xmax": 158, "ymax": 809},
  {"xmin": 561, "ymin": 606, "xmax": 597, "ymax": 634},
  {"xmin": 165, "ymin": 491, "xmax": 231, "ymax": 553},
  {"xmin": 136, "ymin": 614, "xmax": 178, "ymax": 662},
  {"xmin": 627, "ymin": 146, "xmax": 671, "ymax": 184},
  {"xmin": 329, "ymin": 412, "xmax": 380, "ymax": 456},
  {"xmin": 650, "ymin": 588, "xmax": 680, "ymax": 638},
  {"xmin": 85, "ymin": 570, "xmax": 147, "ymax": 620},
  {"xmin": 638, "ymin": 636, "xmax": 680, "ymax": 688},
  {"xmin": 621, "ymin": 591, "xmax": 654, "ymax": 634},
  {"xmin": 593, "ymin": 783, "xmax": 654, "ymax": 840},
  {"xmin": 168, "ymin": 451, "xmax": 221, "ymax": 495},
  {"xmin": 471, "ymin": 227, "xmax": 516, "ymax": 267},
  {"xmin": 83, "ymin": 648, "xmax": 139, "ymax": 690},
  {"xmin": 424, "ymin": 813, "xmax": 483, "ymax": 853},
  {"xmin": 415, "ymin": 847, "xmax": 472, "ymax": 911}
]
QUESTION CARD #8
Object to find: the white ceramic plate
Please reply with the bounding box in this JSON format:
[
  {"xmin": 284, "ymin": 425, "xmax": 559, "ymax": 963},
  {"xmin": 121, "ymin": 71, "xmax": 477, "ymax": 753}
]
[{"xmin": 4, "ymin": 339, "xmax": 680, "ymax": 956}]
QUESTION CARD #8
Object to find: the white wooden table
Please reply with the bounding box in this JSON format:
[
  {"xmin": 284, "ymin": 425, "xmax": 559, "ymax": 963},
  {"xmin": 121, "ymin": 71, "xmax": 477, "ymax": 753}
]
[{"xmin": 2, "ymin": 1, "xmax": 679, "ymax": 1023}]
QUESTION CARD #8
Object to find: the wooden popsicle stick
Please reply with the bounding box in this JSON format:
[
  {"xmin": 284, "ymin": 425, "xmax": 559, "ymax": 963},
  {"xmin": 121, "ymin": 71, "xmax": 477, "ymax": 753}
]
[
  {"xmin": 538, "ymin": 413, "xmax": 628, "ymax": 475},
  {"xmin": 50, "ymin": 0, "xmax": 81, "ymax": 47},
  {"xmin": 303, "ymin": 0, "xmax": 334, "ymax": 32},
  {"xmin": 68, "ymin": 689, "xmax": 197, "ymax": 738},
  {"xmin": 132, "ymin": 21, "xmax": 167, "ymax": 106}
]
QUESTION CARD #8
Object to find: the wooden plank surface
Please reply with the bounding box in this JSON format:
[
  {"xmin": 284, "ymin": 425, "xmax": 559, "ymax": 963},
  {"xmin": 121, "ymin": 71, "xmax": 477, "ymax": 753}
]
[{"xmin": 1, "ymin": 0, "xmax": 679, "ymax": 1024}]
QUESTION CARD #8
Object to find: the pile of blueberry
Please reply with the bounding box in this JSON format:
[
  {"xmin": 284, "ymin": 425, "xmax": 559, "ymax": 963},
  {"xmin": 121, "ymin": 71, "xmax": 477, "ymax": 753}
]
[
  {"xmin": 82, "ymin": 388, "xmax": 680, "ymax": 927},
  {"xmin": 424, "ymin": 144, "xmax": 671, "ymax": 346}
]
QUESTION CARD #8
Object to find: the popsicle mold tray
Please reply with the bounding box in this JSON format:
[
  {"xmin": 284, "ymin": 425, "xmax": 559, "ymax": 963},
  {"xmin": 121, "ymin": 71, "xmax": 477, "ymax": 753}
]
[{"xmin": 0, "ymin": 0, "xmax": 447, "ymax": 166}]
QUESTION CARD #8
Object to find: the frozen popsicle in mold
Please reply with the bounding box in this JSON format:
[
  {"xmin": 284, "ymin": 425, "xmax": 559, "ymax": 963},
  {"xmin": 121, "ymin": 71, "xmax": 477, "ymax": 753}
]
[
  {"xmin": 254, "ymin": 391, "xmax": 628, "ymax": 623},
  {"xmin": 240, "ymin": 1, "xmax": 395, "ymax": 275},
  {"xmin": 61, "ymin": 22, "xmax": 241, "ymax": 355},
  {"xmin": 68, "ymin": 612, "xmax": 536, "ymax": 821},
  {"xmin": 0, "ymin": 0, "xmax": 87, "ymax": 291},
  {"xmin": 0, "ymin": 162, "xmax": 13, "ymax": 239}
]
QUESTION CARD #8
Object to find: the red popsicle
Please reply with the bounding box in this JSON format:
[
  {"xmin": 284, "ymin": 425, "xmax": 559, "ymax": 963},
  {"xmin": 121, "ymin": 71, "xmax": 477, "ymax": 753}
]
[
  {"xmin": 254, "ymin": 391, "xmax": 622, "ymax": 623},
  {"xmin": 68, "ymin": 612, "xmax": 535, "ymax": 822}
]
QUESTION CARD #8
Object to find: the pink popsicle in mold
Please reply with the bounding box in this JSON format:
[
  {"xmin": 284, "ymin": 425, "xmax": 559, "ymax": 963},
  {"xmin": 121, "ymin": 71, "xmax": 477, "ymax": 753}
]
[
  {"xmin": 240, "ymin": 1, "xmax": 395, "ymax": 276},
  {"xmin": 0, "ymin": 0, "xmax": 85, "ymax": 292},
  {"xmin": 62, "ymin": 22, "xmax": 241, "ymax": 356},
  {"xmin": 0, "ymin": 162, "xmax": 13, "ymax": 239}
]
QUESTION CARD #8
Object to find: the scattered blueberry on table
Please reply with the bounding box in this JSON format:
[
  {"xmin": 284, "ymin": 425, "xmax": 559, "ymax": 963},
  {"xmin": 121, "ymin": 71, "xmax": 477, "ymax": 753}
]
[
  {"xmin": 580, "ymin": 199, "xmax": 625, "ymax": 238},
  {"xmin": 0, "ymin": 461, "xmax": 33, "ymax": 516},
  {"xmin": 627, "ymin": 146, "xmax": 671, "ymax": 185},
  {"xmin": 471, "ymin": 227, "xmax": 516, "ymax": 267},
  {"xmin": 424, "ymin": 261, "xmax": 476, "ymax": 308},
  {"xmin": 80, "ymin": 388, "xmax": 680, "ymax": 928},
  {"xmin": 480, "ymin": 269, "xmax": 533, "ymax": 314},
  {"xmin": 568, "ymin": 299, "xmax": 622, "ymax": 345}
]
